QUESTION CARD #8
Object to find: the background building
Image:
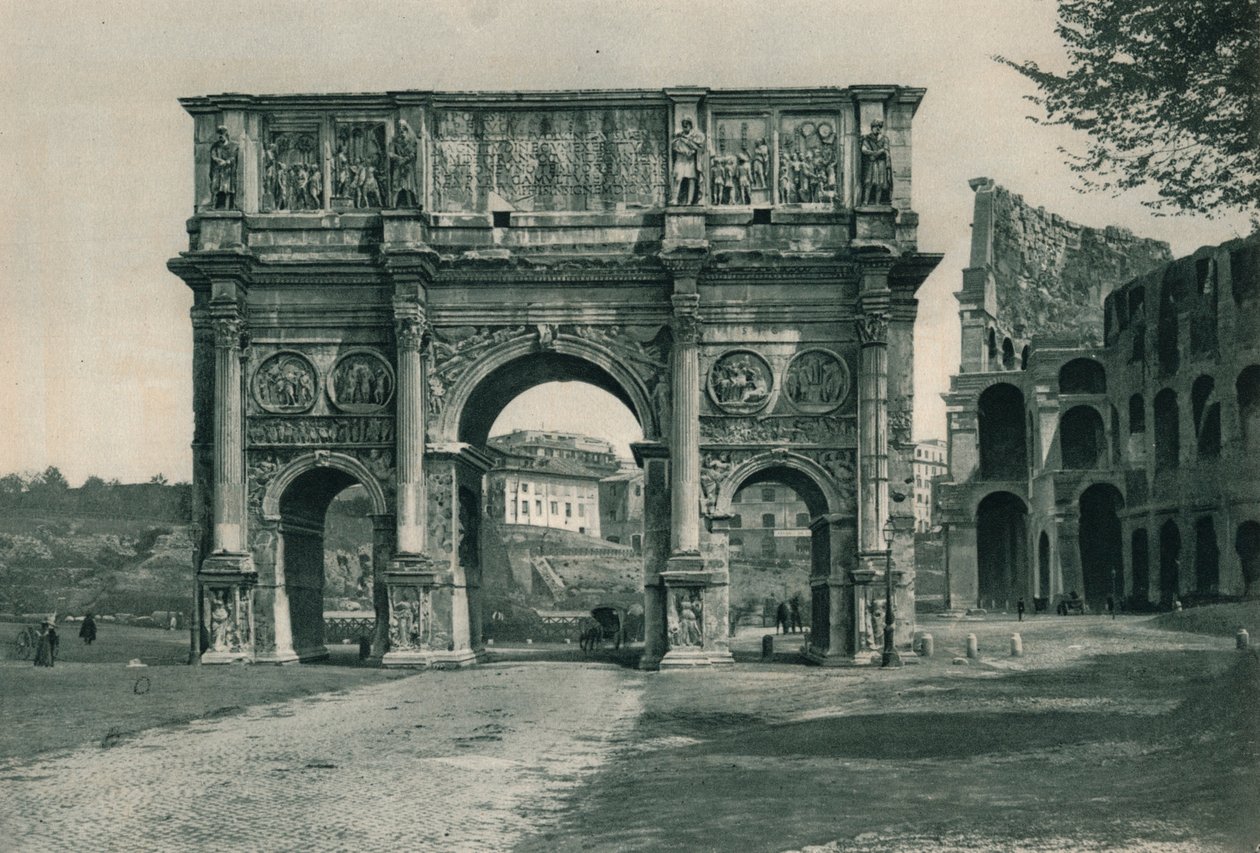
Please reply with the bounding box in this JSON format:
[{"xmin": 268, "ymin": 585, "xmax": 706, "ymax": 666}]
[
  {"xmin": 486, "ymin": 431, "xmax": 620, "ymax": 538},
  {"xmin": 599, "ymin": 464, "xmax": 644, "ymax": 551},
  {"xmin": 728, "ymin": 483, "xmax": 813, "ymax": 561},
  {"xmin": 913, "ymin": 439, "xmax": 947, "ymax": 532},
  {"xmin": 937, "ymin": 178, "xmax": 1260, "ymax": 612}
]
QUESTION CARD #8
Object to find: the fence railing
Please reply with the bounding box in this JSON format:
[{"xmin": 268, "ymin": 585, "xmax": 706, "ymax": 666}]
[{"xmin": 324, "ymin": 616, "xmax": 375, "ymax": 643}]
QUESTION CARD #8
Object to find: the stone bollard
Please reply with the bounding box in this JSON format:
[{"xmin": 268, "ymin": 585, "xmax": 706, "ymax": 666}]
[
  {"xmin": 918, "ymin": 633, "xmax": 934, "ymax": 658},
  {"xmin": 762, "ymin": 635, "xmax": 774, "ymax": 660},
  {"xmin": 966, "ymin": 633, "xmax": 979, "ymax": 659},
  {"xmin": 1010, "ymin": 633, "xmax": 1023, "ymax": 657},
  {"xmin": 1237, "ymin": 628, "xmax": 1250, "ymax": 650}
]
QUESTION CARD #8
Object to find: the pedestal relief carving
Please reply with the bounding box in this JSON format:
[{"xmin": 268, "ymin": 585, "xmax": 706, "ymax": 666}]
[
  {"xmin": 388, "ymin": 585, "xmax": 432, "ymax": 651},
  {"xmin": 204, "ymin": 584, "xmax": 253, "ymax": 656},
  {"xmin": 328, "ymin": 351, "xmax": 395, "ymax": 413},
  {"xmin": 784, "ymin": 349, "xmax": 851, "ymax": 414},
  {"xmin": 668, "ymin": 588, "xmax": 704, "ymax": 649},
  {"xmin": 252, "ymin": 352, "xmax": 318, "ymax": 414},
  {"xmin": 707, "ymin": 350, "xmax": 773, "ymax": 414}
]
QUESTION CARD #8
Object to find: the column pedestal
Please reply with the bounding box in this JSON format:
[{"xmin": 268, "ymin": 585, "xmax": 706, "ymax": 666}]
[
  {"xmin": 658, "ymin": 567, "xmax": 734, "ymax": 668},
  {"xmin": 199, "ymin": 552, "xmax": 256, "ymax": 664},
  {"xmin": 379, "ymin": 564, "xmax": 477, "ymax": 668}
]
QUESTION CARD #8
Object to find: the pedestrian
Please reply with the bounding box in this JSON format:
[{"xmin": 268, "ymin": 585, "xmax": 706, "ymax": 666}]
[
  {"xmin": 79, "ymin": 612, "xmax": 97, "ymax": 645},
  {"xmin": 169, "ymin": 613, "xmax": 178, "ymax": 631},
  {"xmin": 1016, "ymin": 598, "xmax": 1025, "ymax": 622},
  {"xmin": 1106, "ymin": 595, "xmax": 1115, "ymax": 619},
  {"xmin": 34, "ymin": 620, "xmax": 58, "ymax": 667},
  {"xmin": 789, "ymin": 595, "xmax": 803, "ymax": 634},
  {"xmin": 775, "ymin": 600, "xmax": 789, "ymax": 635}
]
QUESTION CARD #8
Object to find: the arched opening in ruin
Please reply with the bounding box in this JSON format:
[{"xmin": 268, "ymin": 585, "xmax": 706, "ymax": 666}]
[
  {"xmin": 1078, "ymin": 483, "xmax": 1123, "ymax": 609},
  {"xmin": 1020, "ymin": 345, "xmax": 1030, "ymax": 370},
  {"xmin": 1128, "ymin": 394, "xmax": 1145, "ymax": 433},
  {"xmin": 1159, "ymin": 520, "xmax": 1182, "ymax": 606},
  {"xmin": 727, "ymin": 467, "xmax": 830, "ymax": 645},
  {"xmin": 977, "ymin": 383, "xmax": 1027, "ymax": 480},
  {"xmin": 1191, "ymin": 375, "xmax": 1221, "ymax": 459},
  {"xmin": 275, "ymin": 465, "xmax": 383, "ymax": 663},
  {"xmin": 975, "ymin": 491, "xmax": 1028, "ymax": 609},
  {"xmin": 987, "ymin": 328, "xmax": 998, "ymax": 370},
  {"xmin": 1130, "ymin": 528, "xmax": 1150, "ymax": 608},
  {"xmin": 1058, "ymin": 358, "xmax": 1107, "ymax": 395},
  {"xmin": 458, "ymin": 348, "xmax": 650, "ymax": 653},
  {"xmin": 1060, "ymin": 406, "xmax": 1105, "ymax": 470},
  {"xmin": 1236, "ymin": 521, "xmax": 1260, "ymax": 599},
  {"xmin": 1157, "ymin": 267, "xmax": 1181, "ymax": 375},
  {"xmin": 1193, "ymin": 516, "xmax": 1219, "ymax": 597},
  {"xmin": 1129, "ymin": 286, "xmax": 1147, "ymax": 362},
  {"xmin": 1002, "ymin": 337, "xmax": 1015, "ymax": 371},
  {"xmin": 1154, "ymin": 389, "xmax": 1180, "ymax": 471},
  {"xmin": 1237, "ymin": 365, "xmax": 1260, "ymax": 452},
  {"xmin": 1037, "ymin": 530, "xmax": 1051, "ymax": 603}
]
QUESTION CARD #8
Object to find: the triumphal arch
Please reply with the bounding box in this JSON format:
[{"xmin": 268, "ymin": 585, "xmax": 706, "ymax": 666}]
[{"xmin": 170, "ymin": 86, "xmax": 940, "ymax": 669}]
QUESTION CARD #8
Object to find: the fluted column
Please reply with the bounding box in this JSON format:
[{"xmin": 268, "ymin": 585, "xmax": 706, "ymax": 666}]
[
  {"xmin": 211, "ymin": 310, "xmax": 247, "ymax": 553},
  {"xmin": 393, "ymin": 303, "xmax": 428, "ymax": 557},
  {"xmin": 670, "ymin": 293, "xmax": 702, "ymax": 555},
  {"xmin": 856, "ymin": 308, "xmax": 891, "ymax": 554}
]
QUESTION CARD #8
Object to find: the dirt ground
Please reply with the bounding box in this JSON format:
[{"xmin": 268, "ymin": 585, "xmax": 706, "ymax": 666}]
[{"xmin": 1, "ymin": 613, "xmax": 1257, "ymax": 852}]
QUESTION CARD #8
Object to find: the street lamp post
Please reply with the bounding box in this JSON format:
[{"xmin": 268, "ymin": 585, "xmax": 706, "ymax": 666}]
[{"xmin": 881, "ymin": 516, "xmax": 901, "ymax": 668}]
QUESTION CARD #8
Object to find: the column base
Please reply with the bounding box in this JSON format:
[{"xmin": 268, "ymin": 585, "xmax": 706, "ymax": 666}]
[
  {"xmin": 252, "ymin": 648, "xmax": 301, "ymax": 665},
  {"xmin": 380, "ymin": 647, "xmax": 482, "ymax": 669},
  {"xmin": 199, "ymin": 649, "xmax": 252, "ymax": 665},
  {"xmin": 802, "ymin": 645, "xmax": 878, "ymax": 667},
  {"xmin": 658, "ymin": 648, "xmax": 734, "ymax": 668}
]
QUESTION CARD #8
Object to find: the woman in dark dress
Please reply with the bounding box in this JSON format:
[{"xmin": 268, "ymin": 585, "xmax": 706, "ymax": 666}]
[{"xmin": 79, "ymin": 613, "xmax": 97, "ymax": 645}]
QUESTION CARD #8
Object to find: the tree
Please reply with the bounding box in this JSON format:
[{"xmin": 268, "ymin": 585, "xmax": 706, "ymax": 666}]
[
  {"xmin": 149, "ymin": 473, "xmax": 169, "ymax": 486},
  {"xmin": 997, "ymin": 0, "xmax": 1260, "ymax": 216},
  {"xmin": 36, "ymin": 466, "xmax": 69, "ymax": 491}
]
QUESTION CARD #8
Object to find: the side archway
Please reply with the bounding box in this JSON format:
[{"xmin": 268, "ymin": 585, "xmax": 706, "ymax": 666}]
[{"xmin": 975, "ymin": 491, "xmax": 1028, "ymax": 609}]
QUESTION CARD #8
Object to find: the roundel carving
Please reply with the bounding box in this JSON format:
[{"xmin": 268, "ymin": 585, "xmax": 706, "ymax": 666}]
[
  {"xmin": 784, "ymin": 348, "xmax": 850, "ymax": 413},
  {"xmin": 252, "ymin": 351, "xmax": 318, "ymax": 414},
  {"xmin": 328, "ymin": 350, "xmax": 395, "ymax": 413},
  {"xmin": 707, "ymin": 349, "xmax": 774, "ymax": 414}
]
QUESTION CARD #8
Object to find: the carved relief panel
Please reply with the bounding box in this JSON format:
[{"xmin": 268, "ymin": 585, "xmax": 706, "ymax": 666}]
[
  {"xmin": 783, "ymin": 348, "xmax": 850, "ymax": 414},
  {"xmin": 779, "ymin": 115, "xmax": 840, "ymax": 205},
  {"xmin": 708, "ymin": 350, "xmax": 774, "ymax": 415},
  {"xmin": 252, "ymin": 352, "xmax": 319, "ymax": 414},
  {"xmin": 261, "ymin": 123, "xmax": 322, "ymax": 212},
  {"xmin": 710, "ymin": 116, "xmax": 771, "ymax": 206},
  {"xmin": 332, "ymin": 120, "xmax": 389, "ymax": 209},
  {"xmin": 430, "ymin": 108, "xmax": 668, "ymax": 212},
  {"xmin": 328, "ymin": 350, "xmax": 395, "ymax": 413}
]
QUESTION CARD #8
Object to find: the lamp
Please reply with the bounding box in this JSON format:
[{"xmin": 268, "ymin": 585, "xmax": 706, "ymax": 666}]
[{"xmin": 881, "ymin": 515, "xmax": 901, "ymax": 667}]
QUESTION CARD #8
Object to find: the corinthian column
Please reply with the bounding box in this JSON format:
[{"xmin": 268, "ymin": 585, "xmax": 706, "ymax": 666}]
[
  {"xmin": 856, "ymin": 308, "xmax": 891, "ymax": 555},
  {"xmin": 211, "ymin": 311, "xmax": 247, "ymax": 554},
  {"xmin": 670, "ymin": 293, "xmax": 702, "ymax": 555},
  {"xmin": 393, "ymin": 303, "xmax": 428, "ymax": 558}
]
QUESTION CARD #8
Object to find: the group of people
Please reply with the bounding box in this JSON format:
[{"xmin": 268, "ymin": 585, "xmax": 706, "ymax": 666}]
[
  {"xmin": 30, "ymin": 612, "xmax": 97, "ymax": 668},
  {"xmin": 711, "ymin": 355, "xmax": 770, "ymax": 406},
  {"xmin": 771, "ymin": 595, "xmax": 804, "ymax": 635}
]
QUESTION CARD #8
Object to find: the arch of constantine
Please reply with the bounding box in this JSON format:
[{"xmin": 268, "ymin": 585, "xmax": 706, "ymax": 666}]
[{"xmin": 168, "ymin": 86, "xmax": 941, "ymax": 669}]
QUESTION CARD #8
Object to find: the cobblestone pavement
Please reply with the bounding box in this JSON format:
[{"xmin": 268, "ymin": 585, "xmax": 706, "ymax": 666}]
[{"xmin": 0, "ymin": 663, "xmax": 643, "ymax": 852}]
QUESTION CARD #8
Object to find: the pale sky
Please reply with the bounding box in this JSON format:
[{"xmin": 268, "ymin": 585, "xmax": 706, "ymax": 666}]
[{"xmin": 0, "ymin": 0, "xmax": 1251, "ymax": 485}]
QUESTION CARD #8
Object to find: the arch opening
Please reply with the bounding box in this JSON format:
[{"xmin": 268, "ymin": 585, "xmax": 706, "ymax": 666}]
[
  {"xmin": 1130, "ymin": 528, "xmax": 1150, "ymax": 608},
  {"xmin": 1060, "ymin": 406, "xmax": 1105, "ymax": 470},
  {"xmin": 1236, "ymin": 521, "xmax": 1260, "ymax": 598},
  {"xmin": 1191, "ymin": 375, "xmax": 1221, "ymax": 459},
  {"xmin": 1159, "ymin": 520, "xmax": 1182, "ymax": 606},
  {"xmin": 1059, "ymin": 359, "xmax": 1107, "ymax": 394},
  {"xmin": 1037, "ymin": 531, "xmax": 1051, "ymax": 602},
  {"xmin": 1154, "ymin": 389, "xmax": 1180, "ymax": 471},
  {"xmin": 1193, "ymin": 516, "xmax": 1219, "ymax": 598},
  {"xmin": 1237, "ymin": 366, "xmax": 1260, "ymax": 452},
  {"xmin": 277, "ymin": 467, "xmax": 378, "ymax": 662},
  {"xmin": 1078, "ymin": 484, "xmax": 1123, "ymax": 609},
  {"xmin": 975, "ymin": 491, "xmax": 1028, "ymax": 609},
  {"xmin": 978, "ymin": 383, "xmax": 1027, "ymax": 480}
]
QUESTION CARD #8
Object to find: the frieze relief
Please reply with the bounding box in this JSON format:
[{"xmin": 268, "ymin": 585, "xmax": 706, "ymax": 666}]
[
  {"xmin": 247, "ymin": 416, "xmax": 394, "ymax": 447},
  {"xmin": 431, "ymin": 108, "xmax": 667, "ymax": 212},
  {"xmin": 700, "ymin": 415, "xmax": 857, "ymax": 446}
]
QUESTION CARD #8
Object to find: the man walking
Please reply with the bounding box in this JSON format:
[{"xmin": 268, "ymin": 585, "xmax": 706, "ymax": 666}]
[{"xmin": 1016, "ymin": 598, "xmax": 1025, "ymax": 622}]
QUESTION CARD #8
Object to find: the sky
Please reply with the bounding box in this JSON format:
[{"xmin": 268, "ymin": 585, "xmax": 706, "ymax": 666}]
[{"xmin": 0, "ymin": 0, "xmax": 1252, "ymax": 485}]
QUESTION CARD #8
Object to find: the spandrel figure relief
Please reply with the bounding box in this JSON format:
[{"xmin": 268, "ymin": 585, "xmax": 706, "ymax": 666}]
[{"xmin": 252, "ymin": 353, "xmax": 318, "ymax": 414}]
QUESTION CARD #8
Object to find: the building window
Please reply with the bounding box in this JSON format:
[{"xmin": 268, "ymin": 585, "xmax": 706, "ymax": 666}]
[
  {"xmin": 535, "ymin": 500, "xmax": 543, "ymax": 515},
  {"xmin": 731, "ymin": 514, "xmax": 742, "ymax": 529},
  {"xmin": 578, "ymin": 504, "xmax": 585, "ymax": 517},
  {"xmin": 565, "ymin": 503, "xmax": 572, "ymax": 518},
  {"xmin": 521, "ymin": 501, "xmax": 529, "ymax": 514},
  {"xmin": 521, "ymin": 483, "xmax": 529, "ymax": 492},
  {"xmin": 795, "ymin": 512, "xmax": 810, "ymax": 527},
  {"xmin": 634, "ymin": 485, "xmax": 642, "ymax": 496},
  {"xmin": 761, "ymin": 488, "xmax": 776, "ymax": 501},
  {"xmin": 762, "ymin": 513, "xmax": 776, "ymax": 528},
  {"xmin": 550, "ymin": 501, "xmax": 558, "ymax": 514},
  {"xmin": 730, "ymin": 536, "xmax": 743, "ymax": 549}
]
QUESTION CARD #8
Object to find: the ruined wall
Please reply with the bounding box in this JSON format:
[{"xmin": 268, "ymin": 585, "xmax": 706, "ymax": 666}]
[{"xmin": 989, "ymin": 186, "xmax": 1170, "ymax": 345}]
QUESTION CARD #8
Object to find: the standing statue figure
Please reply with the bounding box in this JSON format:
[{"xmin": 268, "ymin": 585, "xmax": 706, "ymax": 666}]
[
  {"xmin": 670, "ymin": 118, "xmax": 706, "ymax": 205},
  {"xmin": 751, "ymin": 138, "xmax": 769, "ymax": 189},
  {"xmin": 209, "ymin": 590, "xmax": 231, "ymax": 652},
  {"xmin": 209, "ymin": 125, "xmax": 239, "ymax": 210},
  {"xmin": 390, "ymin": 119, "xmax": 419, "ymax": 208},
  {"xmin": 860, "ymin": 119, "xmax": 893, "ymax": 205}
]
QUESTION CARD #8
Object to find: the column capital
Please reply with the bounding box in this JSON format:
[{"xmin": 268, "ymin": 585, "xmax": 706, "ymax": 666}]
[
  {"xmin": 855, "ymin": 310, "xmax": 891, "ymax": 346},
  {"xmin": 210, "ymin": 311, "xmax": 246, "ymax": 350},
  {"xmin": 671, "ymin": 293, "xmax": 702, "ymax": 344},
  {"xmin": 393, "ymin": 299, "xmax": 430, "ymax": 354}
]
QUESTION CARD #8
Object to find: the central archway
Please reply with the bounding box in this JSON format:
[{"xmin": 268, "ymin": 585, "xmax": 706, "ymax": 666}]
[{"xmin": 1078, "ymin": 483, "xmax": 1123, "ymax": 609}]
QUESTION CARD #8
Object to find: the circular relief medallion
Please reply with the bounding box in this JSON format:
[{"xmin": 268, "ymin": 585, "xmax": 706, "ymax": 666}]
[
  {"xmin": 708, "ymin": 350, "xmax": 774, "ymax": 415},
  {"xmin": 784, "ymin": 348, "xmax": 850, "ymax": 413},
  {"xmin": 252, "ymin": 351, "xmax": 318, "ymax": 414},
  {"xmin": 328, "ymin": 350, "xmax": 395, "ymax": 413}
]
